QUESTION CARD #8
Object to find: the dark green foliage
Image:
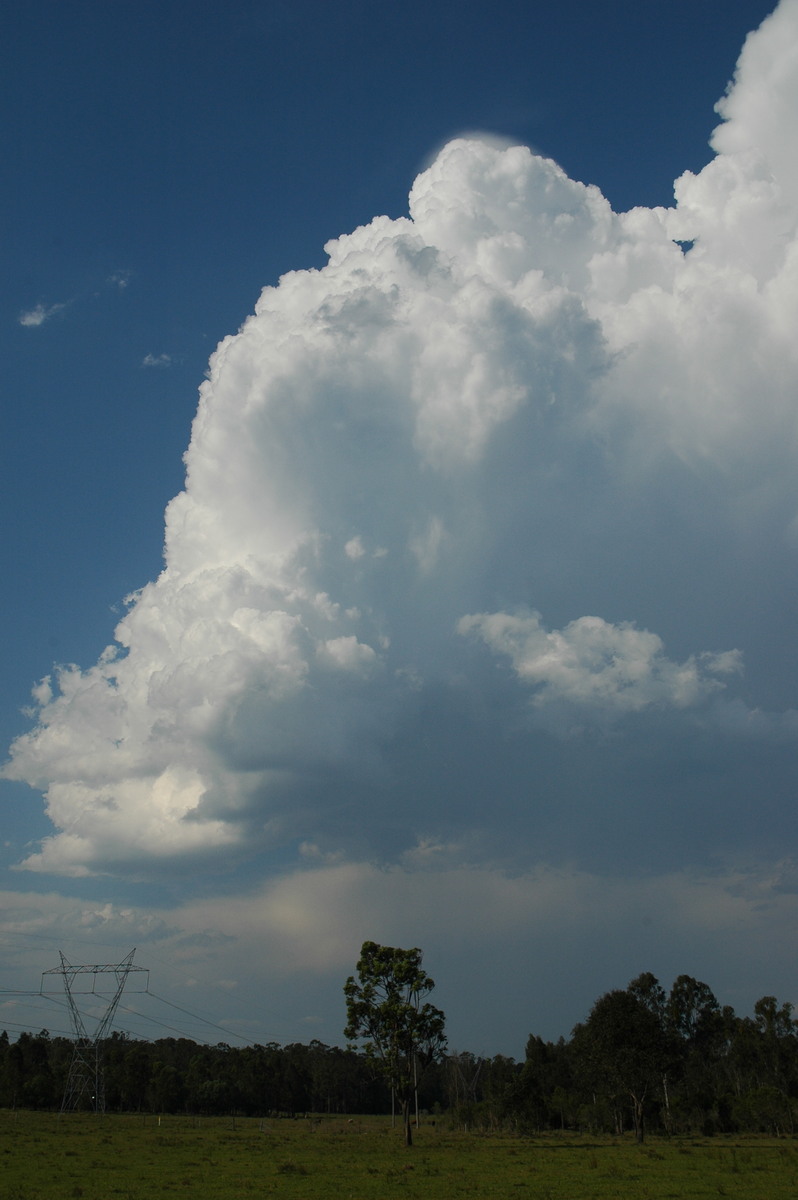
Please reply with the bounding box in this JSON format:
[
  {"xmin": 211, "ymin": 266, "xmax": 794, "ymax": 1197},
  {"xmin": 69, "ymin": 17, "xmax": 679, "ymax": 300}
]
[
  {"xmin": 502, "ymin": 974, "xmax": 798, "ymax": 1138},
  {"xmin": 572, "ymin": 988, "xmax": 672, "ymax": 1142},
  {"xmin": 344, "ymin": 941, "xmax": 446, "ymax": 1145},
  {"xmin": 2, "ymin": 965, "xmax": 798, "ymax": 1140},
  {"xmin": 0, "ymin": 1030, "xmax": 388, "ymax": 1117}
]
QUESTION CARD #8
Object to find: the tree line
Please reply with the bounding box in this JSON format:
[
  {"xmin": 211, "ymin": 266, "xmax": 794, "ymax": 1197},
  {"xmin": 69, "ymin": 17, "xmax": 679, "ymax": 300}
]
[
  {"xmin": 0, "ymin": 1032, "xmax": 396, "ymax": 1117},
  {"xmin": 2, "ymin": 965, "xmax": 797, "ymax": 1140}
]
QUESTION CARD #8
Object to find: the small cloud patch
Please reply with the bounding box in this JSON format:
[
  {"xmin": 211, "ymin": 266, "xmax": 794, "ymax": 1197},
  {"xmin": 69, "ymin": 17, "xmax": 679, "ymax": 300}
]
[{"xmin": 18, "ymin": 301, "xmax": 68, "ymax": 327}]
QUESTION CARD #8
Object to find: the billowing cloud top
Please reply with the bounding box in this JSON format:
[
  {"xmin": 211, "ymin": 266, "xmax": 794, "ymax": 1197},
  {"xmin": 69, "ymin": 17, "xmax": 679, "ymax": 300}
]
[{"xmin": 5, "ymin": 0, "xmax": 798, "ymax": 882}]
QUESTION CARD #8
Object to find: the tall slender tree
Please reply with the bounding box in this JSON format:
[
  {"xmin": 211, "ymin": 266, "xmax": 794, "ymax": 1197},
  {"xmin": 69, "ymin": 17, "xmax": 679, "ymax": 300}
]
[{"xmin": 344, "ymin": 941, "xmax": 446, "ymax": 1145}]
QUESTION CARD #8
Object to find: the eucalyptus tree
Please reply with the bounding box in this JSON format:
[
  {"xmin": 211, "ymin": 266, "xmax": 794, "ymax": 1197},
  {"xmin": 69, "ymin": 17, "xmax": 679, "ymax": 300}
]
[
  {"xmin": 574, "ymin": 987, "xmax": 671, "ymax": 1142},
  {"xmin": 752, "ymin": 995, "xmax": 798, "ymax": 1114},
  {"xmin": 665, "ymin": 975, "xmax": 723, "ymax": 1129},
  {"xmin": 344, "ymin": 941, "xmax": 446, "ymax": 1145}
]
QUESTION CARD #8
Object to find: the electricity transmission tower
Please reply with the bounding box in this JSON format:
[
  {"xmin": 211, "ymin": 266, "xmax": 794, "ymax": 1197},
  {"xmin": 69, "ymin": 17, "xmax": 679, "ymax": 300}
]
[{"xmin": 41, "ymin": 949, "xmax": 148, "ymax": 1113}]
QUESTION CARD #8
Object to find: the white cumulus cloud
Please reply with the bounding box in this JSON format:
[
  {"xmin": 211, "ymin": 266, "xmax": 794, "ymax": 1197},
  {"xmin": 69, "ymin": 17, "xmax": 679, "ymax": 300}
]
[
  {"xmin": 458, "ymin": 610, "xmax": 742, "ymax": 718},
  {"xmin": 4, "ymin": 1, "xmax": 798, "ymax": 886}
]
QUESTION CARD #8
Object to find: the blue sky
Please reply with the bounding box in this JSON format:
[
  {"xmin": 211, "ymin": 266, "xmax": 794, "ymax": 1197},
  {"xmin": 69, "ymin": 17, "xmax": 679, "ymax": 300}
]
[{"xmin": 2, "ymin": 0, "xmax": 794, "ymax": 1056}]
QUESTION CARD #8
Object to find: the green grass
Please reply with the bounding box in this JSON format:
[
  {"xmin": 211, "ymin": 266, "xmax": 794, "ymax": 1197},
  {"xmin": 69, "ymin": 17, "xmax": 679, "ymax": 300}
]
[{"xmin": 2, "ymin": 1111, "xmax": 798, "ymax": 1199}]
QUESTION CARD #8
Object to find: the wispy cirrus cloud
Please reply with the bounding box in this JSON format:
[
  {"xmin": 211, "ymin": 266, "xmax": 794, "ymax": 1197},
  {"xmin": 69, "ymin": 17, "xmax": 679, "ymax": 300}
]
[
  {"xmin": 18, "ymin": 269, "xmax": 133, "ymax": 329},
  {"xmin": 108, "ymin": 270, "xmax": 132, "ymax": 290}
]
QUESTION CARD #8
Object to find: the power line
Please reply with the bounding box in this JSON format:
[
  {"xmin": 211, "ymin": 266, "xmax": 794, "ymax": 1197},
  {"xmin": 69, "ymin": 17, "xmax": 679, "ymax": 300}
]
[
  {"xmin": 2, "ymin": 987, "xmax": 255, "ymax": 1048},
  {"xmin": 0, "ymin": 1019, "xmax": 75, "ymax": 1038},
  {"xmin": 1, "ymin": 957, "xmax": 264, "ymax": 1049},
  {"xmin": 113, "ymin": 1000, "xmax": 227, "ymax": 1044},
  {"xmin": 3, "ymin": 938, "xmax": 278, "ymax": 1042},
  {"xmin": 144, "ymin": 989, "xmax": 254, "ymax": 1046},
  {"xmin": 0, "ymin": 989, "xmax": 66, "ymax": 998}
]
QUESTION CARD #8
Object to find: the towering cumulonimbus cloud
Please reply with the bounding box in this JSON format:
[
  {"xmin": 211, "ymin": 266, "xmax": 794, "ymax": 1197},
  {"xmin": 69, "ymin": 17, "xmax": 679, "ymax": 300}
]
[{"xmin": 4, "ymin": 0, "xmax": 798, "ymax": 881}]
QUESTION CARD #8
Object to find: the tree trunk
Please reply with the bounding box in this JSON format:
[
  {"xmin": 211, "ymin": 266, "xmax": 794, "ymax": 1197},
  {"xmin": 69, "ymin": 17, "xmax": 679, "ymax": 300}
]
[
  {"xmin": 662, "ymin": 1072, "xmax": 671, "ymax": 1134},
  {"xmin": 401, "ymin": 1096, "xmax": 413, "ymax": 1146}
]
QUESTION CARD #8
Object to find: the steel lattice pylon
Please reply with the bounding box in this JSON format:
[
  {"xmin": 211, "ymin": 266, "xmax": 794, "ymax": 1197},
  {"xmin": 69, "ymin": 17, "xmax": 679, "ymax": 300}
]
[{"xmin": 42, "ymin": 949, "xmax": 148, "ymax": 1113}]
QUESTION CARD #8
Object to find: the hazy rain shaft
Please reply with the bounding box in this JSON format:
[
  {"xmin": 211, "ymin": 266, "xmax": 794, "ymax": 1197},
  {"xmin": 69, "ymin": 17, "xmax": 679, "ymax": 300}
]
[{"xmin": 4, "ymin": 4, "xmax": 798, "ymax": 1035}]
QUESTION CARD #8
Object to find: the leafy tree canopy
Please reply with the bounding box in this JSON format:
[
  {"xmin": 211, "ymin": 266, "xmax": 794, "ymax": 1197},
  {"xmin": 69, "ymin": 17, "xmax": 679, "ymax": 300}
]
[{"xmin": 344, "ymin": 941, "xmax": 446, "ymax": 1145}]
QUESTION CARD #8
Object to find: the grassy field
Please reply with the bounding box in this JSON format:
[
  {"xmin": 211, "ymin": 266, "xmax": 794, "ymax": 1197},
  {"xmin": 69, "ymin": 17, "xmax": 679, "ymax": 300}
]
[{"xmin": 2, "ymin": 1111, "xmax": 798, "ymax": 1199}]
